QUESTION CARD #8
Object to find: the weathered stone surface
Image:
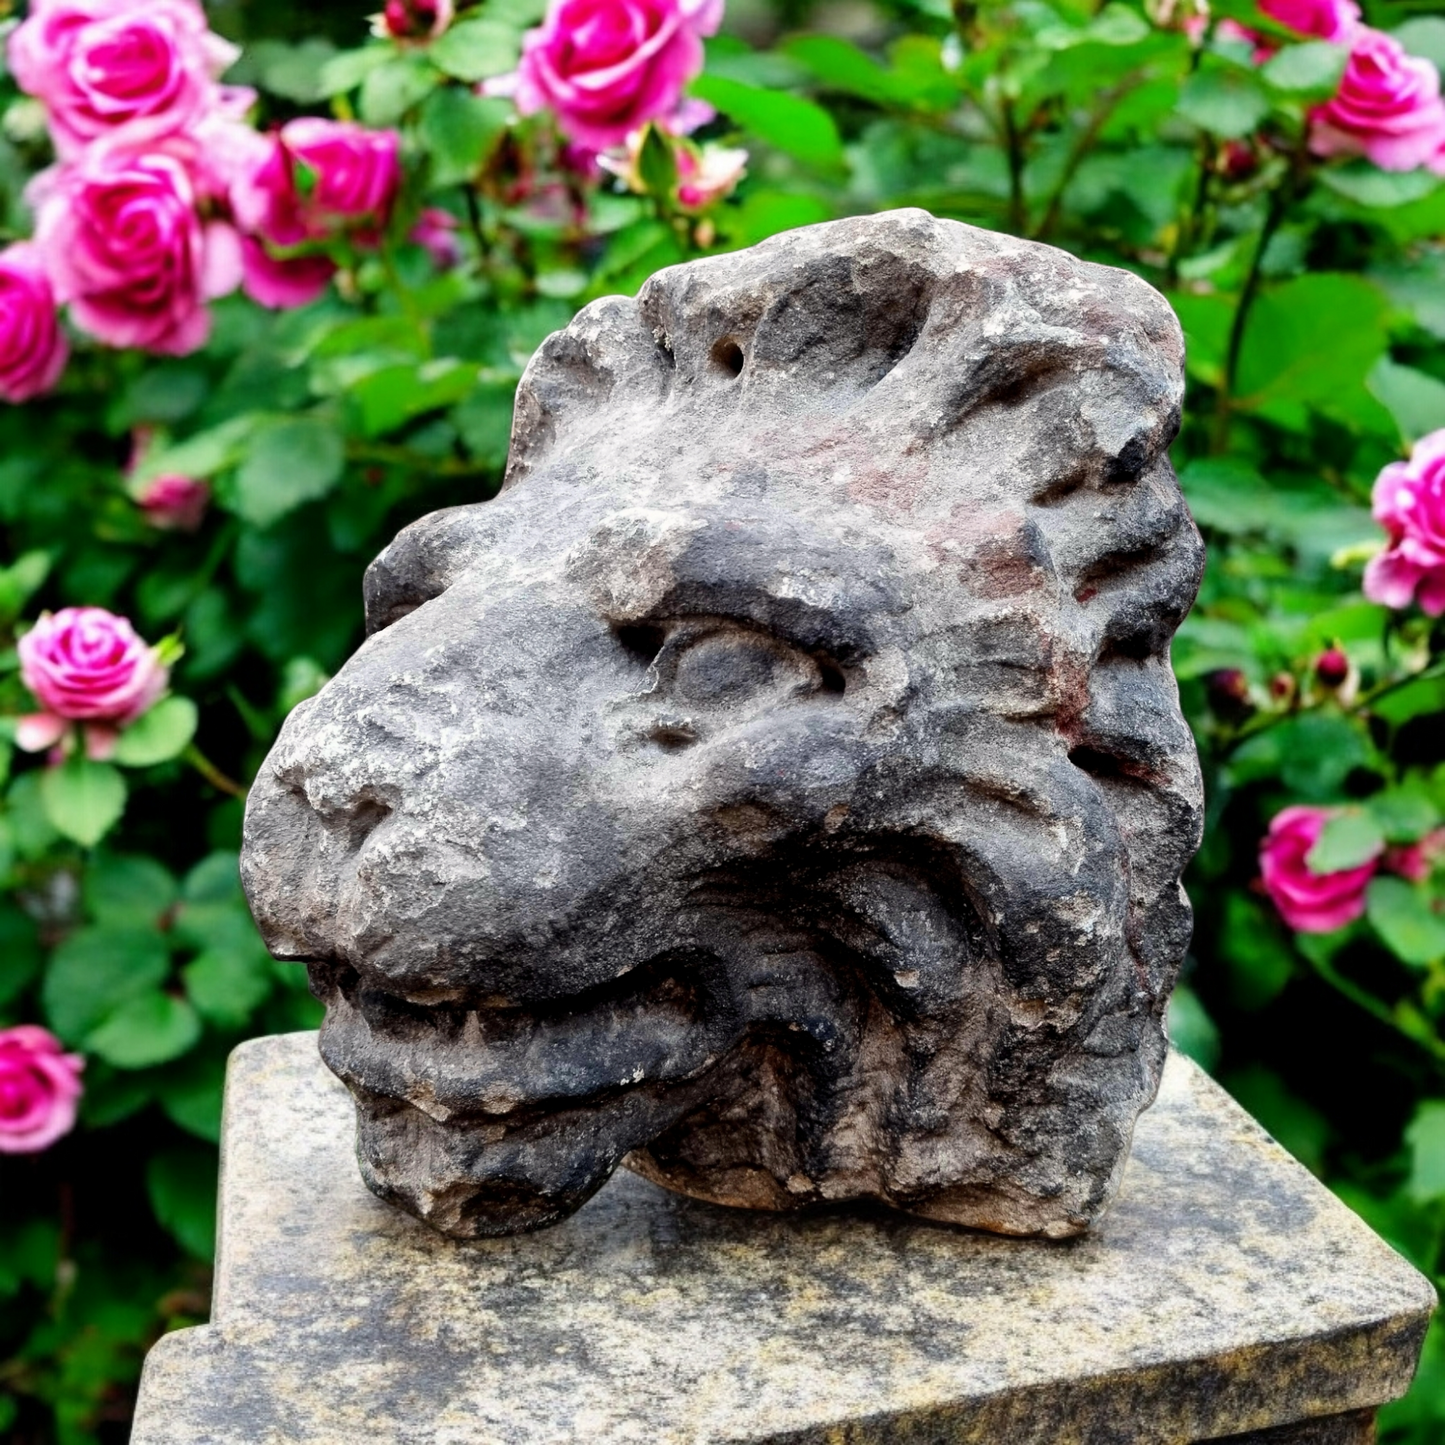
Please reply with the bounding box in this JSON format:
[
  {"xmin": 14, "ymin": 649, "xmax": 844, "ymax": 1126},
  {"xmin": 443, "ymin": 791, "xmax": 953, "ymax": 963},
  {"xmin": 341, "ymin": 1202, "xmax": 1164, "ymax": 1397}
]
[
  {"xmin": 240, "ymin": 208, "xmax": 1206, "ymax": 1240},
  {"xmin": 130, "ymin": 1033, "xmax": 1432, "ymax": 1445}
]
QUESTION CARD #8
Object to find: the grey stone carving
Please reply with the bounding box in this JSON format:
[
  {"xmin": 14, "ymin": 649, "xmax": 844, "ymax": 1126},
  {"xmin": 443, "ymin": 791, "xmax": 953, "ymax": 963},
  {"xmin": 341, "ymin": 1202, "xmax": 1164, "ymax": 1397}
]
[{"xmin": 240, "ymin": 208, "xmax": 1205, "ymax": 1241}]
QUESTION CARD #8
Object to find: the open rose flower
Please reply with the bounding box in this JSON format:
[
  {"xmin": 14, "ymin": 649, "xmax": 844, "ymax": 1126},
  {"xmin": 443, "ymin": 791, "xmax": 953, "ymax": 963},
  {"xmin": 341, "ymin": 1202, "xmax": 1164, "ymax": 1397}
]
[
  {"xmin": 410, "ymin": 208, "xmax": 463, "ymax": 270},
  {"xmin": 233, "ymin": 119, "xmax": 401, "ymax": 245},
  {"xmin": 31, "ymin": 142, "xmax": 242, "ymax": 354},
  {"xmin": 1364, "ymin": 429, "xmax": 1445, "ymax": 614},
  {"xmin": 1310, "ymin": 29, "xmax": 1445, "ymax": 172},
  {"xmin": 1259, "ymin": 0, "xmax": 1359, "ymax": 43},
  {"xmin": 1260, "ymin": 805, "xmax": 1381, "ymax": 933},
  {"xmin": 0, "ymin": 1027, "xmax": 83, "ymax": 1155},
  {"xmin": 0, "ymin": 244, "xmax": 68, "ymax": 403},
  {"xmin": 9, "ymin": 0, "xmax": 243, "ymax": 159},
  {"xmin": 504, "ymin": 0, "xmax": 722, "ymax": 151},
  {"xmin": 17, "ymin": 607, "xmax": 168, "ymax": 760}
]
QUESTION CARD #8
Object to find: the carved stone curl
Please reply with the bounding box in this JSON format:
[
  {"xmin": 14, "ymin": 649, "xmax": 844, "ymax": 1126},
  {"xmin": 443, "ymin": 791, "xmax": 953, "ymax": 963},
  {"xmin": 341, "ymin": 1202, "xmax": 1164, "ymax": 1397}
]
[{"xmin": 240, "ymin": 209, "xmax": 1204, "ymax": 1240}]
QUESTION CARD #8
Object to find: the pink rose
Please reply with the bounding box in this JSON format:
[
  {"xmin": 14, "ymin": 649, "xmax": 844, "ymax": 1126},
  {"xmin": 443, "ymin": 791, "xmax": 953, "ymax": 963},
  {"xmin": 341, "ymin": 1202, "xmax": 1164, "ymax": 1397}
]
[
  {"xmin": 0, "ymin": 244, "xmax": 68, "ymax": 403},
  {"xmin": 239, "ymin": 237, "xmax": 336, "ymax": 310},
  {"xmin": 233, "ymin": 120, "xmax": 400, "ymax": 244},
  {"xmin": 1260, "ymin": 805, "xmax": 1381, "ymax": 933},
  {"xmin": 509, "ymin": 0, "xmax": 722, "ymax": 151},
  {"xmin": 1310, "ymin": 29, "xmax": 1445, "ymax": 172},
  {"xmin": 1258, "ymin": 0, "xmax": 1359, "ymax": 43},
  {"xmin": 0, "ymin": 1026, "xmax": 83, "ymax": 1155},
  {"xmin": 32, "ymin": 143, "xmax": 242, "ymax": 355},
  {"xmin": 137, "ymin": 472, "xmax": 209, "ymax": 530},
  {"xmin": 1363, "ymin": 429, "xmax": 1445, "ymax": 614},
  {"xmin": 19, "ymin": 607, "xmax": 168, "ymax": 732},
  {"xmin": 9, "ymin": 0, "xmax": 240, "ymax": 159}
]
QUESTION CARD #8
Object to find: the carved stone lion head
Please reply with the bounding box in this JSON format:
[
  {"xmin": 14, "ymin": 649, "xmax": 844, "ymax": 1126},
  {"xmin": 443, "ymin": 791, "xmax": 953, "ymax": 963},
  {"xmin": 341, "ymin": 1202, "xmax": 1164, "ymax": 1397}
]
[{"xmin": 240, "ymin": 209, "xmax": 1203, "ymax": 1240}]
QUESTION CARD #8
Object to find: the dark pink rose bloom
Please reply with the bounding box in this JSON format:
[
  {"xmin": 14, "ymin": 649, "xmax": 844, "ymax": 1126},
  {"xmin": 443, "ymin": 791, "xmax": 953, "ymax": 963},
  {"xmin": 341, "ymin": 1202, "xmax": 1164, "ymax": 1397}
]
[
  {"xmin": 1259, "ymin": 0, "xmax": 1358, "ymax": 43},
  {"xmin": 1311, "ymin": 28, "xmax": 1445, "ymax": 172},
  {"xmin": 232, "ymin": 120, "xmax": 400, "ymax": 252},
  {"xmin": 409, "ymin": 208, "xmax": 463, "ymax": 270},
  {"xmin": 18, "ymin": 606, "xmax": 168, "ymax": 727},
  {"xmin": 8, "ymin": 0, "xmax": 240, "ymax": 159},
  {"xmin": 508, "ymin": 0, "xmax": 722, "ymax": 150},
  {"xmin": 239, "ymin": 237, "xmax": 336, "ymax": 309},
  {"xmin": 1364, "ymin": 429, "xmax": 1445, "ymax": 615},
  {"xmin": 137, "ymin": 471, "xmax": 209, "ymax": 530},
  {"xmin": 31, "ymin": 142, "xmax": 242, "ymax": 355},
  {"xmin": 0, "ymin": 244, "xmax": 68, "ymax": 403},
  {"xmin": 1260, "ymin": 805, "xmax": 1380, "ymax": 933},
  {"xmin": 0, "ymin": 1026, "xmax": 83, "ymax": 1155}
]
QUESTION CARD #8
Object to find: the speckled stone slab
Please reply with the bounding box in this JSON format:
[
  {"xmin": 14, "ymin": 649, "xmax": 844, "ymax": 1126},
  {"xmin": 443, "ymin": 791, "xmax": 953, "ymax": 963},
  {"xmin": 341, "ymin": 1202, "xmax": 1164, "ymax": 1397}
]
[{"xmin": 130, "ymin": 1032, "xmax": 1434, "ymax": 1445}]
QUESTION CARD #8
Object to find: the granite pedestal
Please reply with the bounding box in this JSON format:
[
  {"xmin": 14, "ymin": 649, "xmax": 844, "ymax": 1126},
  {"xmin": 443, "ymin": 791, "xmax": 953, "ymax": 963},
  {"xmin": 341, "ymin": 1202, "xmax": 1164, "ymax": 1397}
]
[{"xmin": 130, "ymin": 1032, "xmax": 1434, "ymax": 1445}]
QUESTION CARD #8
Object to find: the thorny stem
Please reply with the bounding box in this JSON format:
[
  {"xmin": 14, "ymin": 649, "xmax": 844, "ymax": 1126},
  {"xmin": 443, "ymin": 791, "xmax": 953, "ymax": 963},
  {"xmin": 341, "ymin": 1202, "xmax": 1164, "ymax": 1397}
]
[
  {"xmin": 1308, "ymin": 952, "xmax": 1445, "ymax": 1070},
  {"xmin": 1166, "ymin": 136, "xmax": 1214, "ymax": 286},
  {"xmin": 184, "ymin": 744, "xmax": 247, "ymax": 800},
  {"xmin": 345, "ymin": 440, "xmax": 498, "ymax": 476}
]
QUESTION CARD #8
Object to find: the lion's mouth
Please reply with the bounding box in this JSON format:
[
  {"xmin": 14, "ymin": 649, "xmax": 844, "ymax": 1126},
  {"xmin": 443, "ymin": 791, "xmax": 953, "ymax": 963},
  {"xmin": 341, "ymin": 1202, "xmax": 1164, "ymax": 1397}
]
[{"xmin": 306, "ymin": 953, "xmax": 739, "ymax": 1129}]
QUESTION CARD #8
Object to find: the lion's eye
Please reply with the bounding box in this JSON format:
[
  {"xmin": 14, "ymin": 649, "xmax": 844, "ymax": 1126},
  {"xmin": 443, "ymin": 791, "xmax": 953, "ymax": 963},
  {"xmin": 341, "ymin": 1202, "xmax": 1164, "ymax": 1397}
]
[{"xmin": 669, "ymin": 628, "xmax": 834, "ymax": 706}]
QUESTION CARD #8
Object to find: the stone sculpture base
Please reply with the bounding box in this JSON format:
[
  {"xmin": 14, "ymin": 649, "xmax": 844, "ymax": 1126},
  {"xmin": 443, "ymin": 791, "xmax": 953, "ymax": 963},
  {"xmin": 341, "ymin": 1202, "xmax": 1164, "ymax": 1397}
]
[{"xmin": 130, "ymin": 1033, "xmax": 1433, "ymax": 1445}]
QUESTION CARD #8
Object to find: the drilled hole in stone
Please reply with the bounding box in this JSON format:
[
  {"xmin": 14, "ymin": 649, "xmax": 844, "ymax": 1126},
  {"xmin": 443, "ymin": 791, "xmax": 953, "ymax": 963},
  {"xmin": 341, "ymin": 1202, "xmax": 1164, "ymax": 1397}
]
[
  {"xmin": 816, "ymin": 656, "xmax": 847, "ymax": 695},
  {"xmin": 711, "ymin": 338, "xmax": 745, "ymax": 378}
]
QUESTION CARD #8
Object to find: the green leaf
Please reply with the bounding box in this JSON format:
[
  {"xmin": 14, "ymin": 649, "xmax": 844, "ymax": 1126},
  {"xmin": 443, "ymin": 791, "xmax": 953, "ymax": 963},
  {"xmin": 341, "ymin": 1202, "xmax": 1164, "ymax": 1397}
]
[
  {"xmin": 157, "ymin": 1055, "xmax": 226, "ymax": 1143},
  {"xmin": 1319, "ymin": 164, "xmax": 1440, "ymax": 209},
  {"xmin": 430, "ymin": 17, "xmax": 521, "ymax": 82},
  {"xmin": 1305, "ymin": 810, "xmax": 1384, "ymax": 874},
  {"xmin": 318, "ymin": 44, "xmax": 393, "ymax": 96},
  {"xmin": 1235, "ymin": 272, "xmax": 1392, "ymax": 420},
  {"xmin": 1176, "ymin": 62, "xmax": 1269, "ymax": 138},
  {"xmin": 246, "ymin": 37, "xmax": 338, "ymax": 103},
  {"xmin": 690, "ymin": 75, "xmax": 845, "ymax": 172},
  {"xmin": 40, "ymin": 757, "xmax": 127, "ymax": 848},
  {"xmin": 1368, "ymin": 358, "xmax": 1445, "ymax": 444},
  {"xmin": 234, "ymin": 417, "xmax": 345, "ymax": 529},
  {"xmin": 453, "ymin": 381, "xmax": 517, "ymax": 467},
  {"xmin": 420, "ymin": 88, "xmax": 510, "ymax": 187},
  {"xmin": 1366, "ymin": 876, "xmax": 1445, "ymax": 967},
  {"xmin": 147, "ymin": 1147, "xmax": 218, "ymax": 1260},
  {"xmin": 1372, "ymin": 672, "xmax": 1445, "ymax": 726},
  {"xmin": 132, "ymin": 415, "xmax": 258, "ymax": 487},
  {"xmin": 1220, "ymin": 892, "xmax": 1295, "ymax": 1010},
  {"xmin": 0, "ymin": 902, "xmax": 42, "ymax": 1008},
  {"xmin": 1368, "ymin": 787, "xmax": 1441, "ymax": 844},
  {"xmin": 351, "ymin": 360, "xmax": 480, "ymax": 439},
  {"xmin": 637, "ymin": 123, "xmax": 679, "ymax": 199},
  {"xmin": 86, "ymin": 990, "xmax": 201, "ymax": 1069},
  {"xmin": 1392, "ymin": 17, "xmax": 1445, "ymax": 74},
  {"xmin": 1168, "ymin": 984, "xmax": 1221, "ymax": 1071},
  {"xmin": 42, "ymin": 926, "xmax": 170, "ymax": 1044},
  {"xmin": 1405, "ymin": 1099, "xmax": 1445, "ymax": 1201},
  {"xmin": 183, "ymin": 851, "xmax": 244, "ymax": 904},
  {"xmin": 358, "ymin": 55, "xmax": 438, "ymax": 126},
  {"xmin": 85, "ymin": 852, "xmax": 177, "ymax": 929},
  {"xmin": 0, "ymin": 550, "xmax": 50, "ymax": 625},
  {"xmin": 1260, "ymin": 41, "xmax": 1347, "ymax": 97},
  {"xmin": 183, "ymin": 947, "xmax": 274, "ymax": 1028},
  {"xmin": 110, "ymin": 696, "xmax": 198, "ymax": 768}
]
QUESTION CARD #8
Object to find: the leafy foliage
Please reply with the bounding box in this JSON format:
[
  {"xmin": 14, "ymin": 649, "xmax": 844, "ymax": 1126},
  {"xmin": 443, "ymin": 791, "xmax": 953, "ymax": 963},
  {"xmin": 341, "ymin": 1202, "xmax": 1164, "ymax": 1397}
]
[{"xmin": 3, "ymin": 0, "xmax": 1445, "ymax": 1440}]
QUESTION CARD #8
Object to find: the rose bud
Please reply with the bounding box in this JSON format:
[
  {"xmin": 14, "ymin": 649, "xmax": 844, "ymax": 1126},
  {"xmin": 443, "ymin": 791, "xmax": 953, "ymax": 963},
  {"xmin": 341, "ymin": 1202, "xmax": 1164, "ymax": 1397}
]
[{"xmin": 1315, "ymin": 647, "xmax": 1350, "ymax": 688}]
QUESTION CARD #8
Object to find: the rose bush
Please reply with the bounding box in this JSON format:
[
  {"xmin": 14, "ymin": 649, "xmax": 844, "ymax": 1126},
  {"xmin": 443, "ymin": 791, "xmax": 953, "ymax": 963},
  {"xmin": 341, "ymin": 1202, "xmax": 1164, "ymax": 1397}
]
[{"xmin": 4, "ymin": 0, "xmax": 1445, "ymax": 1438}]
